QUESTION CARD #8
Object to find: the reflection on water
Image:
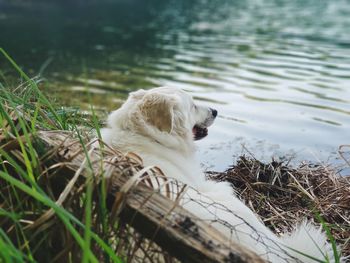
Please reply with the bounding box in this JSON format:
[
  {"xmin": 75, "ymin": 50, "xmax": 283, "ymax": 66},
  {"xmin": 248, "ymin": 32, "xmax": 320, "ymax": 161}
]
[{"xmin": 1, "ymin": 0, "xmax": 350, "ymax": 171}]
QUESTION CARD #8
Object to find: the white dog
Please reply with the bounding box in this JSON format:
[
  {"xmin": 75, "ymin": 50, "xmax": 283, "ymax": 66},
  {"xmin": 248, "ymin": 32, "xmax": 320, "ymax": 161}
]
[{"xmin": 101, "ymin": 87, "xmax": 339, "ymax": 263}]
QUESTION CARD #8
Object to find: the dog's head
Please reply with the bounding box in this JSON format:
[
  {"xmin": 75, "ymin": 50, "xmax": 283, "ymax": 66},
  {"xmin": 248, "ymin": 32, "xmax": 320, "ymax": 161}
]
[{"xmin": 109, "ymin": 87, "xmax": 217, "ymax": 142}]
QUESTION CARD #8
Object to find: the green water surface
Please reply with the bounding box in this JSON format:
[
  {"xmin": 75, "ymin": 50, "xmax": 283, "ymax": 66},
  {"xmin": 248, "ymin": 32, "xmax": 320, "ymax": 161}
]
[{"xmin": 1, "ymin": 0, "xmax": 349, "ymax": 171}]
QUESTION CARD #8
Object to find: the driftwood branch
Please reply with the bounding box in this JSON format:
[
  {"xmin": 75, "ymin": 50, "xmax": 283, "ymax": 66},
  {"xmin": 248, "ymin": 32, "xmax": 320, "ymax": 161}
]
[{"xmin": 36, "ymin": 130, "xmax": 265, "ymax": 263}]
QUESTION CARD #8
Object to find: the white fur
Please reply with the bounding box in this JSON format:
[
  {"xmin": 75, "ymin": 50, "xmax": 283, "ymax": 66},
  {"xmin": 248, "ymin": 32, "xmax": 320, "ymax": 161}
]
[{"xmin": 101, "ymin": 87, "xmax": 341, "ymax": 262}]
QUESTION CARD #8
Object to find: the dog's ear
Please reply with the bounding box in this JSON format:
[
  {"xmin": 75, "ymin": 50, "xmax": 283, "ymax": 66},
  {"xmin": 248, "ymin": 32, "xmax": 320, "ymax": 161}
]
[
  {"xmin": 139, "ymin": 93, "xmax": 177, "ymax": 133},
  {"xmin": 129, "ymin": 89, "xmax": 146, "ymax": 100}
]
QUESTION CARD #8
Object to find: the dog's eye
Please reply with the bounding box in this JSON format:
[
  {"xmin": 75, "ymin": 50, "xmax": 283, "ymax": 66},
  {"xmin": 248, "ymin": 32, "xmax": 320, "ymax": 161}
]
[{"xmin": 192, "ymin": 104, "xmax": 197, "ymax": 110}]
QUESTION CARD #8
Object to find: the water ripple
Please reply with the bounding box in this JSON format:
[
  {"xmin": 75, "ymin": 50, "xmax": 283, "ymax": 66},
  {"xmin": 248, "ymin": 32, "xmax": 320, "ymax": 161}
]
[{"xmin": 2, "ymin": 0, "xmax": 350, "ymax": 169}]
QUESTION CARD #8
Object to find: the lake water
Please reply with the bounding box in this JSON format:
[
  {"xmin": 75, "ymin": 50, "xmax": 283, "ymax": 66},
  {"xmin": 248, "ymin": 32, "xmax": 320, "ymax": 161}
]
[{"xmin": 1, "ymin": 0, "xmax": 350, "ymax": 172}]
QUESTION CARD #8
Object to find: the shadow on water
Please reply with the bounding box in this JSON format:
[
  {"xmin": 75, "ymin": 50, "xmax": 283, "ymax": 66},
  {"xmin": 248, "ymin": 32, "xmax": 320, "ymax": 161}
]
[{"xmin": 1, "ymin": 0, "xmax": 350, "ymax": 171}]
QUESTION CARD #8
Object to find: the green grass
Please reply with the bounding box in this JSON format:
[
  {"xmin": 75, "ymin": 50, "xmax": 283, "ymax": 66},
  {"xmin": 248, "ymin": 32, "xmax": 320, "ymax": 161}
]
[
  {"xmin": 0, "ymin": 48, "xmax": 122, "ymax": 263},
  {"xmin": 315, "ymin": 213, "xmax": 341, "ymax": 263}
]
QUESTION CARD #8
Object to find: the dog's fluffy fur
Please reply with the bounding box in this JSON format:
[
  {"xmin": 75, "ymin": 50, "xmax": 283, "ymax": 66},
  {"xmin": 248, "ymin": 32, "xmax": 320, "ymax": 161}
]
[{"xmin": 101, "ymin": 87, "xmax": 339, "ymax": 262}]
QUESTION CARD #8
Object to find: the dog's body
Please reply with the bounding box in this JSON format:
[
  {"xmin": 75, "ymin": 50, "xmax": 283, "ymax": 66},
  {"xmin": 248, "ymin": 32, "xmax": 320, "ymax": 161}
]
[{"xmin": 101, "ymin": 87, "xmax": 339, "ymax": 262}]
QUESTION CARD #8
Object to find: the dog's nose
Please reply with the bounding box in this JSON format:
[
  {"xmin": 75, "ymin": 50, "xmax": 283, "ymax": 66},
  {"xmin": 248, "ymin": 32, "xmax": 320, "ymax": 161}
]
[{"xmin": 211, "ymin": 108, "xmax": 218, "ymax": 118}]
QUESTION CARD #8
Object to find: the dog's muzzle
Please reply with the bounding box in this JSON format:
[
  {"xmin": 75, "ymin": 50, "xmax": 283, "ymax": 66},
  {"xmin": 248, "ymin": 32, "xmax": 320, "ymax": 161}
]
[{"xmin": 193, "ymin": 108, "xmax": 217, "ymax": 140}]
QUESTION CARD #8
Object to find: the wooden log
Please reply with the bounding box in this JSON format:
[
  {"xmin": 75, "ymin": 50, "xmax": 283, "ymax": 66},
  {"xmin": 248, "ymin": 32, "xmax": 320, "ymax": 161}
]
[{"xmin": 36, "ymin": 130, "xmax": 265, "ymax": 263}]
